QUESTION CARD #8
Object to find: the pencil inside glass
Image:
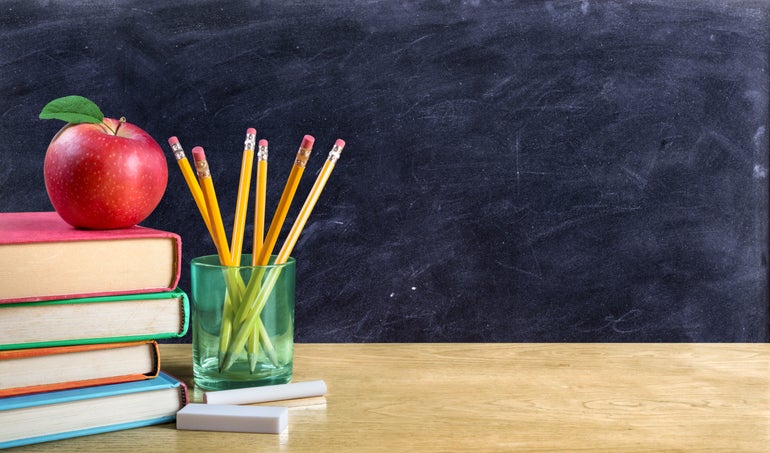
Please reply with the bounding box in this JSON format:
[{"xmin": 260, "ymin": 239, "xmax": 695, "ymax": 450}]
[
  {"xmin": 237, "ymin": 135, "xmax": 312, "ymax": 370},
  {"xmin": 190, "ymin": 144, "xmax": 273, "ymax": 372},
  {"xmin": 247, "ymin": 138, "xmax": 268, "ymax": 373},
  {"xmin": 230, "ymin": 134, "xmax": 313, "ymax": 370},
  {"xmin": 190, "ymin": 146, "xmax": 235, "ymax": 367},
  {"xmin": 221, "ymin": 139, "xmax": 346, "ymax": 372}
]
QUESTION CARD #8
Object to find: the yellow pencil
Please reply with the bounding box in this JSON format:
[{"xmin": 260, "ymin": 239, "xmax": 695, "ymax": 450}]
[
  {"xmin": 192, "ymin": 146, "xmax": 232, "ymax": 266},
  {"xmin": 222, "ymin": 139, "xmax": 346, "ymax": 372},
  {"xmin": 192, "ymin": 145, "xmax": 242, "ymax": 369},
  {"xmin": 275, "ymin": 139, "xmax": 345, "ymax": 263},
  {"xmin": 167, "ymin": 137, "xmax": 213, "ymax": 237},
  {"xmin": 238, "ymin": 134, "xmax": 312, "ymax": 368},
  {"xmin": 254, "ymin": 135, "xmax": 315, "ymax": 266},
  {"xmin": 230, "ymin": 128, "xmax": 256, "ymax": 266},
  {"xmin": 227, "ymin": 130, "xmax": 260, "ymax": 372},
  {"xmin": 252, "ymin": 138, "xmax": 268, "ymax": 265}
]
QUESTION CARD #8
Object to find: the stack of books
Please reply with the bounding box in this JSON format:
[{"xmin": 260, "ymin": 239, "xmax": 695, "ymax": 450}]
[{"xmin": 0, "ymin": 211, "xmax": 189, "ymax": 449}]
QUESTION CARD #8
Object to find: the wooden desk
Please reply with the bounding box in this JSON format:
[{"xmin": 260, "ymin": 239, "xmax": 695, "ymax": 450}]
[{"xmin": 11, "ymin": 343, "xmax": 770, "ymax": 452}]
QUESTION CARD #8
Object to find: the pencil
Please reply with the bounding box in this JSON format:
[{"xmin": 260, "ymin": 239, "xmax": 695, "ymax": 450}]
[
  {"xmin": 192, "ymin": 146, "xmax": 232, "ymax": 266},
  {"xmin": 254, "ymin": 135, "xmax": 315, "ymax": 266},
  {"xmin": 192, "ymin": 145, "xmax": 244, "ymax": 370},
  {"xmin": 239, "ymin": 135, "xmax": 312, "ymax": 369},
  {"xmin": 222, "ymin": 139, "xmax": 346, "ymax": 372},
  {"xmin": 167, "ymin": 137, "xmax": 213, "ymax": 237},
  {"xmin": 248, "ymin": 138, "xmax": 268, "ymax": 372},
  {"xmin": 230, "ymin": 128, "xmax": 256, "ymax": 266},
  {"xmin": 275, "ymin": 139, "xmax": 345, "ymax": 263},
  {"xmin": 252, "ymin": 139, "xmax": 269, "ymax": 265}
]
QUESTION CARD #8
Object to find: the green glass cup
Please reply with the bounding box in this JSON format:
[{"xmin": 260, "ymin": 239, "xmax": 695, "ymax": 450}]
[{"xmin": 191, "ymin": 254, "xmax": 295, "ymax": 390}]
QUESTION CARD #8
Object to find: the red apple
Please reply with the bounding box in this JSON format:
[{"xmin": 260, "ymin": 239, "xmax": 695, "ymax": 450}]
[{"xmin": 44, "ymin": 117, "xmax": 168, "ymax": 229}]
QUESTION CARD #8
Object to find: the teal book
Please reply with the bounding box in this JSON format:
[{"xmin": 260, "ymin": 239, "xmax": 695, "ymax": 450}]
[
  {"xmin": 0, "ymin": 289, "xmax": 190, "ymax": 350},
  {"xmin": 0, "ymin": 372, "xmax": 188, "ymax": 449}
]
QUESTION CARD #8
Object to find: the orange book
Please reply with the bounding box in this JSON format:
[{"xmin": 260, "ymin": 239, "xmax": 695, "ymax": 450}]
[{"xmin": 0, "ymin": 341, "xmax": 160, "ymax": 397}]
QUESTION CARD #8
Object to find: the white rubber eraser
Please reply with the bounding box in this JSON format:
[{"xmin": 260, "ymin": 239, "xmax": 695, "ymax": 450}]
[
  {"xmin": 176, "ymin": 403, "xmax": 288, "ymax": 434},
  {"xmin": 204, "ymin": 380, "xmax": 327, "ymax": 405}
]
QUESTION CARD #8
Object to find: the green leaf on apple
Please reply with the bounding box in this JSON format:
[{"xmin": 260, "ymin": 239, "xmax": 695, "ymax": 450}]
[{"xmin": 39, "ymin": 95, "xmax": 105, "ymax": 125}]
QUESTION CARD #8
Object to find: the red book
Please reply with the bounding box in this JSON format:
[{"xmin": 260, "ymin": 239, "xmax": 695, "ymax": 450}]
[{"xmin": 0, "ymin": 211, "xmax": 181, "ymax": 303}]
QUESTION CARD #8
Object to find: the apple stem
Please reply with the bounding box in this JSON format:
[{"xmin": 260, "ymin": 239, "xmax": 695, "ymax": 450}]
[{"xmin": 115, "ymin": 117, "xmax": 126, "ymax": 135}]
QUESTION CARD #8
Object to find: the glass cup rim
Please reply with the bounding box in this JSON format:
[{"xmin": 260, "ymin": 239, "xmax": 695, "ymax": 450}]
[{"xmin": 191, "ymin": 254, "xmax": 296, "ymax": 270}]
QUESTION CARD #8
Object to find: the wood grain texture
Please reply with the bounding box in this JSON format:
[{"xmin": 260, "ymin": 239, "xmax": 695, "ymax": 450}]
[{"xmin": 10, "ymin": 343, "xmax": 770, "ymax": 452}]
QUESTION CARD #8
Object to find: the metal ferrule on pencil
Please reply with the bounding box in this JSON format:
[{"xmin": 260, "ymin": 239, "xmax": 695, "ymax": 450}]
[
  {"xmin": 244, "ymin": 134, "xmax": 256, "ymax": 151},
  {"xmin": 328, "ymin": 143, "xmax": 343, "ymax": 163},
  {"xmin": 170, "ymin": 142, "xmax": 185, "ymax": 161},
  {"xmin": 195, "ymin": 159, "xmax": 211, "ymax": 178},
  {"xmin": 295, "ymin": 147, "xmax": 312, "ymax": 168},
  {"xmin": 257, "ymin": 144, "xmax": 268, "ymax": 161}
]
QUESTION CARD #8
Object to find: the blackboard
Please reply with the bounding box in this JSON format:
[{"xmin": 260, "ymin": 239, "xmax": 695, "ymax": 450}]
[{"xmin": 1, "ymin": 0, "xmax": 768, "ymax": 342}]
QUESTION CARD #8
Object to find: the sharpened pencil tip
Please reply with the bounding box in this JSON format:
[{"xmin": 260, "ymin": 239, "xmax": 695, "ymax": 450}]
[
  {"xmin": 221, "ymin": 352, "xmax": 236, "ymax": 373},
  {"xmin": 249, "ymin": 353, "xmax": 258, "ymax": 374}
]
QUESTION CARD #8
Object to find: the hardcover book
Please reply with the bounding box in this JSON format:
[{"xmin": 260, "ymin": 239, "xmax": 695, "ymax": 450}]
[
  {"xmin": 0, "ymin": 289, "xmax": 190, "ymax": 350},
  {"xmin": 0, "ymin": 341, "xmax": 161, "ymax": 398},
  {"xmin": 0, "ymin": 372, "xmax": 188, "ymax": 449},
  {"xmin": 0, "ymin": 211, "xmax": 181, "ymax": 303}
]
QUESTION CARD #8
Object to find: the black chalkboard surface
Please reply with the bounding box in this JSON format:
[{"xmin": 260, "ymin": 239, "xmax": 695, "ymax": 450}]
[{"xmin": 1, "ymin": 0, "xmax": 768, "ymax": 342}]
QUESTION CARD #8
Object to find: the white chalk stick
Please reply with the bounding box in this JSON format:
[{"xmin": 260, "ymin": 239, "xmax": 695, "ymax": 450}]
[
  {"xmin": 203, "ymin": 380, "xmax": 327, "ymax": 405},
  {"xmin": 176, "ymin": 403, "xmax": 287, "ymax": 434}
]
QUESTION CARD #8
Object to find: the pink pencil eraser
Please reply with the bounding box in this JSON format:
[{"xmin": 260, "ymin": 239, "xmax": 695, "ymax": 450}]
[
  {"xmin": 301, "ymin": 135, "xmax": 315, "ymax": 149},
  {"xmin": 168, "ymin": 136, "xmax": 180, "ymax": 146},
  {"xmin": 191, "ymin": 146, "xmax": 206, "ymax": 161},
  {"xmin": 259, "ymin": 139, "xmax": 268, "ymax": 147},
  {"xmin": 176, "ymin": 403, "xmax": 287, "ymax": 434},
  {"xmin": 335, "ymin": 139, "xmax": 346, "ymax": 149},
  {"xmin": 247, "ymin": 128, "xmax": 257, "ymax": 135}
]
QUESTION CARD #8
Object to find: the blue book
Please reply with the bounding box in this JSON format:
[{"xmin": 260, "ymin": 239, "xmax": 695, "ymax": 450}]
[{"xmin": 0, "ymin": 372, "xmax": 188, "ymax": 449}]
